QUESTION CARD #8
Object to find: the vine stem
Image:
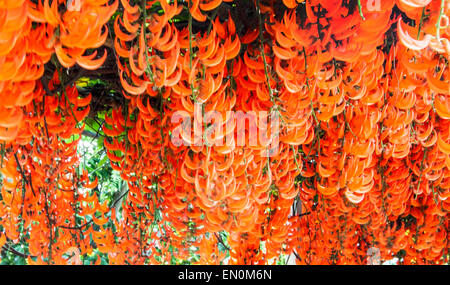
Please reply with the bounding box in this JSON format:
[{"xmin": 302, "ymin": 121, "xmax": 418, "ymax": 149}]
[
  {"xmin": 436, "ymin": 0, "xmax": 445, "ymax": 41},
  {"xmin": 256, "ymin": 0, "xmax": 277, "ymax": 182},
  {"xmin": 417, "ymin": 7, "xmax": 426, "ymax": 40},
  {"xmin": 415, "ymin": 148, "xmax": 428, "ymax": 199},
  {"xmin": 40, "ymin": 90, "xmax": 51, "ymax": 144},
  {"xmin": 343, "ymin": 108, "xmax": 357, "ymax": 139},
  {"xmin": 2, "ymin": 241, "xmax": 32, "ymax": 258},
  {"xmin": 291, "ymin": 145, "xmax": 302, "ymax": 174},
  {"xmin": 188, "ymin": 7, "xmax": 193, "ymax": 70},
  {"xmin": 214, "ymin": 232, "xmax": 231, "ymax": 251},
  {"xmin": 357, "ymin": 0, "xmax": 365, "ymax": 20},
  {"xmin": 57, "ymin": 65, "xmax": 80, "ymax": 124},
  {"xmin": 142, "ymin": 0, "xmax": 156, "ymax": 84},
  {"xmin": 188, "ymin": 9, "xmax": 197, "ymax": 101},
  {"xmin": 256, "ymin": 0, "xmax": 274, "ymax": 101},
  {"xmin": 14, "ymin": 152, "xmax": 36, "ymax": 197},
  {"xmin": 59, "ymin": 220, "xmax": 93, "ymax": 230},
  {"xmin": 43, "ymin": 193, "xmax": 53, "ymax": 264},
  {"xmin": 302, "ymin": 47, "xmax": 319, "ymax": 125}
]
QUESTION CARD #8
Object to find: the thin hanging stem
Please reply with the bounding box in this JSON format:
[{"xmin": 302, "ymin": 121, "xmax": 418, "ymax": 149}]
[
  {"xmin": 256, "ymin": 0, "xmax": 275, "ymax": 102},
  {"xmin": 417, "ymin": 7, "xmax": 426, "ymax": 40},
  {"xmin": 436, "ymin": 0, "xmax": 445, "ymax": 40},
  {"xmin": 357, "ymin": 0, "xmax": 365, "ymax": 20},
  {"xmin": 188, "ymin": 9, "xmax": 197, "ymax": 101}
]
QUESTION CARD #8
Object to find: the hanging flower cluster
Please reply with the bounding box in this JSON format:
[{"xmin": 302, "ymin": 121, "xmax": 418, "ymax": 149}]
[{"xmin": 0, "ymin": 0, "xmax": 449, "ymax": 265}]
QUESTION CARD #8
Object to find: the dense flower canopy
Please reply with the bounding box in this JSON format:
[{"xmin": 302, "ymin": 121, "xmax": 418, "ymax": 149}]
[{"xmin": 0, "ymin": 0, "xmax": 449, "ymax": 265}]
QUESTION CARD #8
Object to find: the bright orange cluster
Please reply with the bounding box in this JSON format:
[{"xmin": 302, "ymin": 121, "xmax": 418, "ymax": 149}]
[
  {"xmin": 0, "ymin": 0, "xmax": 115, "ymax": 142},
  {"xmin": 0, "ymin": 0, "xmax": 117, "ymax": 264},
  {"xmin": 0, "ymin": 70, "xmax": 100, "ymax": 264},
  {"xmin": 0, "ymin": 0, "xmax": 449, "ymax": 265}
]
